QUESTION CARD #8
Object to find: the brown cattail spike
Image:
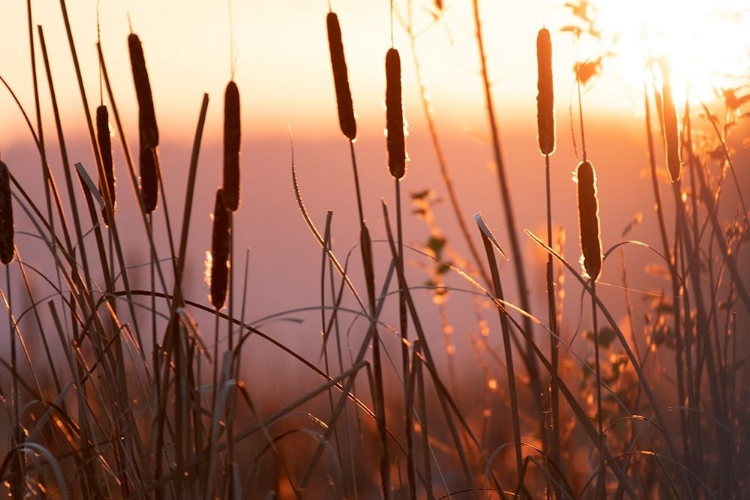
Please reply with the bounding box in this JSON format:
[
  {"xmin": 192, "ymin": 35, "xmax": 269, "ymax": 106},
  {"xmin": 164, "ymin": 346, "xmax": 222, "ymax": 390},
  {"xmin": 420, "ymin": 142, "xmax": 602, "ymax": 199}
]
[
  {"xmin": 139, "ymin": 141, "xmax": 159, "ymax": 214},
  {"xmin": 385, "ymin": 48, "xmax": 406, "ymax": 179},
  {"xmin": 661, "ymin": 67, "xmax": 682, "ymax": 182},
  {"xmin": 327, "ymin": 12, "xmax": 357, "ymax": 141},
  {"xmin": 536, "ymin": 28, "xmax": 555, "ymax": 156},
  {"xmin": 223, "ymin": 80, "xmax": 241, "ymax": 211},
  {"xmin": 96, "ymin": 105, "xmax": 116, "ymax": 225},
  {"xmin": 576, "ymin": 160, "xmax": 602, "ymax": 281},
  {"xmin": 0, "ymin": 161, "xmax": 14, "ymax": 264},
  {"xmin": 210, "ymin": 188, "xmax": 231, "ymax": 309},
  {"xmin": 128, "ymin": 33, "xmax": 159, "ymax": 148}
]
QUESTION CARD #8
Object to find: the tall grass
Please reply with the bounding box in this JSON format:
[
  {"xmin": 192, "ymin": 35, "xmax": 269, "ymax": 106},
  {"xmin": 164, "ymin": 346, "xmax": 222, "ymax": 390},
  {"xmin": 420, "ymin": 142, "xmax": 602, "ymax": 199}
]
[{"xmin": 0, "ymin": 1, "xmax": 748, "ymax": 499}]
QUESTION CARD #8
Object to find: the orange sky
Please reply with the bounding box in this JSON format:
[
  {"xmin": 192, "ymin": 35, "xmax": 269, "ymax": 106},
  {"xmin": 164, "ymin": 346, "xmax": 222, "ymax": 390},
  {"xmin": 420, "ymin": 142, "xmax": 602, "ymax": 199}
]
[
  {"xmin": 0, "ymin": 0, "xmax": 655, "ymax": 146},
  {"xmin": 1, "ymin": 1, "xmax": 747, "ymax": 340}
]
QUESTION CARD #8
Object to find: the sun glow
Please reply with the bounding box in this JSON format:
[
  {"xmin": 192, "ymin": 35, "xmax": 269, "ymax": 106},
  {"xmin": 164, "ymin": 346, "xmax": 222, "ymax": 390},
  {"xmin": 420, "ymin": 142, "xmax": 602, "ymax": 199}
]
[{"xmin": 572, "ymin": 0, "xmax": 750, "ymax": 106}]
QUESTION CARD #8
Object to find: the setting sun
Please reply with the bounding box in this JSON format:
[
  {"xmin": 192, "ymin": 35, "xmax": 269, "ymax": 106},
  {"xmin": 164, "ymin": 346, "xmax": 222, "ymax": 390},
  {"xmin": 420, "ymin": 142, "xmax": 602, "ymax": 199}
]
[{"xmin": 570, "ymin": 0, "xmax": 750, "ymax": 106}]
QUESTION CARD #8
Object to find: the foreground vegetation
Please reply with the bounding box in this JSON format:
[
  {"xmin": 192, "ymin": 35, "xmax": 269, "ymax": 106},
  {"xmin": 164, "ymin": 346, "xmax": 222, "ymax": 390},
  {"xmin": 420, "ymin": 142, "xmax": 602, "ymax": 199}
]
[{"xmin": 0, "ymin": 1, "xmax": 748, "ymax": 498}]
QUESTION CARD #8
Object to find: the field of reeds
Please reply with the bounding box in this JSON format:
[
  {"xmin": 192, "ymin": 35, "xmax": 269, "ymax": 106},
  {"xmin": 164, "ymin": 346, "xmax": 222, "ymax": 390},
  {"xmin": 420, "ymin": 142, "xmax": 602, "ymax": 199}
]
[{"xmin": 0, "ymin": 0, "xmax": 748, "ymax": 498}]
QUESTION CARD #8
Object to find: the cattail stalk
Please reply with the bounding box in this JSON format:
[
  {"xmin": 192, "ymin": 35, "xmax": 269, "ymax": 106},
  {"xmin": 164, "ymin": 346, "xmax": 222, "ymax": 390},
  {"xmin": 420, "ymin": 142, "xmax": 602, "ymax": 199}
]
[
  {"xmin": 386, "ymin": 48, "xmax": 406, "ymax": 179},
  {"xmin": 223, "ymin": 80, "xmax": 241, "ymax": 211},
  {"xmin": 537, "ymin": 26, "xmax": 562, "ymax": 493},
  {"xmin": 128, "ymin": 33, "xmax": 159, "ymax": 148},
  {"xmin": 129, "ymin": 32, "xmax": 161, "ymax": 214},
  {"xmin": 536, "ymin": 27, "xmax": 555, "ymax": 156},
  {"xmin": 139, "ymin": 139, "xmax": 159, "ymax": 214},
  {"xmin": 661, "ymin": 67, "xmax": 682, "ymax": 182},
  {"xmin": 96, "ymin": 105, "xmax": 116, "ymax": 225},
  {"xmin": 327, "ymin": 12, "xmax": 357, "ymax": 141},
  {"xmin": 576, "ymin": 160, "xmax": 602, "ymax": 281},
  {"xmin": 0, "ymin": 161, "xmax": 14, "ymax": 264},
  {"xmin": 209, "ymin": 188, "xmax": 230, "ymax": 309}
]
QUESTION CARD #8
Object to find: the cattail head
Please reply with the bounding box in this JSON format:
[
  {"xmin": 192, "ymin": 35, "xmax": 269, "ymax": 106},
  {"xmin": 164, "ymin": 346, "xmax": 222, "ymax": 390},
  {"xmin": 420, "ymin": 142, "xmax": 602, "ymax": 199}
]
[
  {"xmin": 208, "ymin": 188, "xmax": 231, "ymax": 309},
  {"xmin": 96, "ymin": 105, "xmax": 116, "ymax": 225},
  {"xmin": 327, "ymin": 12, "xmax": 357, "ymax": 141},
  {"xmin": 139, "ymin": 140, "xmax": 159, "ymax": 214},
  {"xmin": 536, "ymin": 27, "xmax": 555, "ymax": 156},
  {"xmin": 576, "ymin": 160, "xmax": 602, "ymax": 281},
  {"xmin": 128, "ymin": 33, "xmax": 159, "ymax": 149},
  {"xmin": 0, "ymin": 161, "xmax": 14, "ymax": 264},
  {"xmin": 660, "ymin": 65, "xmax": 682, "ymax": 182},
  {"xmin": 385, "ymin": 48, "xmax": 406, "ymax": 179},
  {"xmin": 222, "ymin": 80, "xmax": 241, "ymax": 211}
]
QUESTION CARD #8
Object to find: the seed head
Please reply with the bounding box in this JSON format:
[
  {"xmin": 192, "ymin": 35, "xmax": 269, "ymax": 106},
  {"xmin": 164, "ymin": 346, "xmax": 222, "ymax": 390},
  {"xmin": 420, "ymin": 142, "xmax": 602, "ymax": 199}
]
[
  {"xmin": 576, "ymin": 160, "xmax": 602, "ymax": 281},
  {"xmin": 536, "ymin": 28, "xmax": 555, "ymax": 156},
  {"xmin": 0, "ymin": 161, "xmax": 14, "ymax": 264},
  {"xmin": 327, "ymin": 12, "xmax": 357, "ymax": 141},
  {"xmin": 223, "ymin": 80, "xmax": 241, "ymax": 211},
  {"xmin": 385, "ymin": 48, "xmax": 406, "ymax": 179}
]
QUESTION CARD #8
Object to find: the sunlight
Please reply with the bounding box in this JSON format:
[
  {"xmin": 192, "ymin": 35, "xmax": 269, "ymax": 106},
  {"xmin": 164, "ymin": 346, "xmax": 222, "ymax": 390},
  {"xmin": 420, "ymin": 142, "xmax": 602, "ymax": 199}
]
[{"xmin": 574, "ymin": 0, "xmax": 750, "ymax": 106}]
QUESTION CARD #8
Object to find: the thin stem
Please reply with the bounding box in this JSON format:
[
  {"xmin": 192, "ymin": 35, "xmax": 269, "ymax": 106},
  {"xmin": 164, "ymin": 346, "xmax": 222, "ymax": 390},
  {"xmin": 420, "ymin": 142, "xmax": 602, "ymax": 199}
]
[
  {"xmin": 404, "ymin": 3, "xmax": 491, "ymax": 288},
  {"xmin": 471, "ymin": 0, "xmax": 541, "ymax": 404}
]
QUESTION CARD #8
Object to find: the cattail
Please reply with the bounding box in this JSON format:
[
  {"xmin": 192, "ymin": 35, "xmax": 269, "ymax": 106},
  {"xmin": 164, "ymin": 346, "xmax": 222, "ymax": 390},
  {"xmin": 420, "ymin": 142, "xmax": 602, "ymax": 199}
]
[
  {"xmin": 222, "ymin": 80, "xmax": 241, "ymax": 211},
  {"xmin": 576, "ymin": 160, "xmax": 602, "ymax": 281},
  {"xmin": 661, "ymin": 69, "xmax": 682, "ymax": 182},
  {"xmin": 0, "ymin": 161, "xmax": 14, "ymax": 264},
  {"xmin": 385, "ymin": 48, "xmax": 406, "ymax": 179},
  {"xmin": 128, "ymin": 33, "xmax": 159, "ymax": 149},
  {"xmin": 139, "ymin": 140, "xmax": 159, "ymax": 214},
  {"xmin": 536, "ymin": 28, "xmax": 555, "ymax": 156},
  {"xmin": 209, "ymin": 188, "xmax": 231, "ymax": 309},
  {"xmin": 327, "ymin": 12, "xmax": 357, "ymax": 141},
  {"xmin": 96, "ymin": 105, "xmax": 116, "ymax": 225}
]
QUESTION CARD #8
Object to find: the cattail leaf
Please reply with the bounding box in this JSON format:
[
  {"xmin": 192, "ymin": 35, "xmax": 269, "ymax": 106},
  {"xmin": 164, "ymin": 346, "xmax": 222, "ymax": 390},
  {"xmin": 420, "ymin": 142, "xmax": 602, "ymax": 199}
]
[
  {"xmin": 128, "ymin": 33, "xmax": 159, "ymax": 148},
  {"xmin": 210, "ymin": 188, "xmax": 231, "ymax": 309},
  {"xmin": 385, "ymin": 48, "xmax": 406, "ymax": 179},
  {"xmin": 327, "ymin": 12, "xmax": 357, "ymax": 141},
  {"xmin": 576, "ymin": 160, "xmax": 602, "ymax": 281},
  {"xmin": 223, "ymin": 80, "xmax": 241, "ymax": 211},
  {"xmin": 474, "ymin": 213, "xmax": 508, "ymax": 260},
  {"xmin": 0, "ymin": 161, "xmax": 14, "ymax": 264},
  {"xmin": 359, "ymin": 222, "xmax": 376, "ymax": 305},
  {"xmin": 96, "ymin": 105, "xmax": 116, "ymax": 225},
  {"xmin": 536, "ymin": 28, "xmax": 555, "ymax": 156},
  {"xmin": 139, "ymin": 144, "xmax": 159, "ymax": 214}
]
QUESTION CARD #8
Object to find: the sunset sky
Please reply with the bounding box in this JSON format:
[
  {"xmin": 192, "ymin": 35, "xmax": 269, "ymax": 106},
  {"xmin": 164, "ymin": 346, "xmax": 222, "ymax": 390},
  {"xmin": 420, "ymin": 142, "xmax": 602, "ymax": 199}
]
[
  {"xmin": 2, "ymin": 1, "xmax": 747, "ymax": 140},
  {"xmin": 1, "ymin": 0, "xmax": 748, "ymax": 344}
]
